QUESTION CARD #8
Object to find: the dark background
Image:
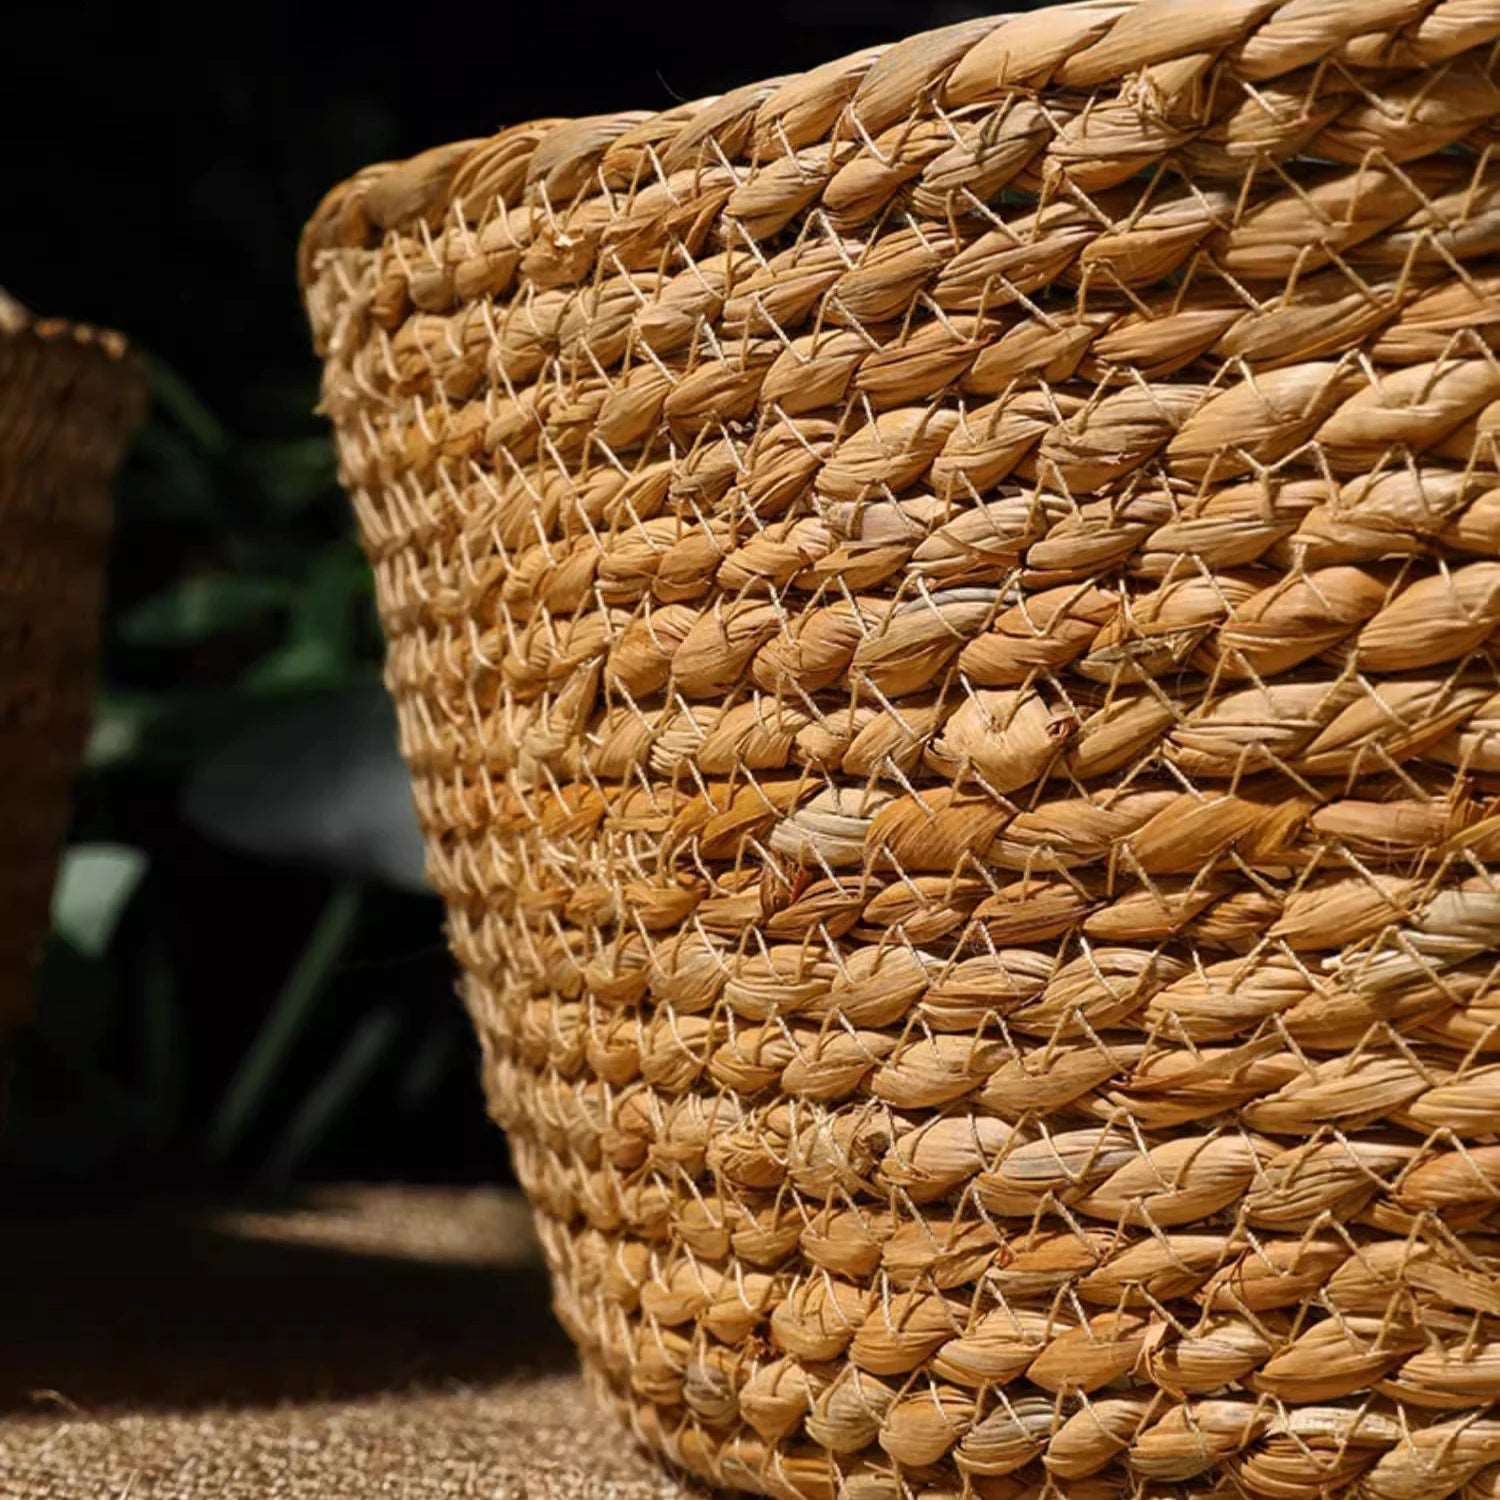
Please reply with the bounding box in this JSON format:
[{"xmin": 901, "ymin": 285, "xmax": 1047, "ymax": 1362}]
[{"xmin": 0, "ymin": 0, "xmax": 999, "ymax": 1198}]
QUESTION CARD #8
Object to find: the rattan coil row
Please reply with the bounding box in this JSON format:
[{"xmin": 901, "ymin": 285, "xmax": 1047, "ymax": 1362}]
[
  {"xmin": 0, "ymin": 293, "xmax": 143, "ymax": 1029},
  {"xmin": 301, "ymin": 3, "xmax": 1500, "ymax": 1497}
]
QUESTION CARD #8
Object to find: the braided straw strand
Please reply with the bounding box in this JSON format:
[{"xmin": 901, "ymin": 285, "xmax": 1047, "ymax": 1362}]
[{"xmin": 302, "ymin": 4, "xmax": 1500, "ymax": 1497}]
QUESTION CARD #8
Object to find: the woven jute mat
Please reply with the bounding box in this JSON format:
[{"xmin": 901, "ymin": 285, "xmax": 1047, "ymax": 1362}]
[{"xmin": 0, "ymin": 1186, "xmax": 699, "ymax": 1499}]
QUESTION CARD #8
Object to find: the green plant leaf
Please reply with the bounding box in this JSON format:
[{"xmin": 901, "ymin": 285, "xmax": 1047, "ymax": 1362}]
[
  {"xmin": 288, "ymin": 539, "xmax": 373, "ymax": 644},
  {"xmin": 145, "ymin": 356, "xmax": 230, "ymax": 456},
  {"xmin": 396, "ymin": 1021, "xmax": 463, "ymax": 1112},
  {"xmin": 51, "ymin": 843, "xmax": 149, "ymax": 960},
  {"xmin": 243, "ymin": 437, "xmax": 338, "ymax": 516},
  {"xmin": 33, "ymin": 936, "xmax": 119, "ymax": 1065},
  {"xmin": 181, "ymin": 683, "xmax": 428, "ymax": 891},
  {"xmin": 0, "ymin": 1028, "xmax": 147, "ymax": 1176},
  {"xmin": 84, "ymin": 690, "xmax": 160, "ymax": 770},
  {"xmin": 206, "ymin": 879, "xmax": 364, "ymax": 1162},
  {"xmin": 122, "ymin": 424, "xmax": 224, "ymax": 527},
  {"xmin": 137, "ymin": 930, "xmax": 188, "ymax": 1143},
  {"xmin": 117, "ymin": 575, "xmax": 290, "ymax": 648},
  {"xmin": 238, "ymin": 541, "xmax": 374, "ymax": 691},
  {"xmin": 238, "ymin": 636, "xmax": 350, "ymax": 692},
  {"xmin": 85, "ymin": 687, "xmax": 287, "ymax": 774},
  {"xmin": 37, "ymin": 845, "xmax": 147, "ymax": 1072},
  {"xmin": 259, "ymin": 1003, "xmax": 403, "ymax": 1185}
]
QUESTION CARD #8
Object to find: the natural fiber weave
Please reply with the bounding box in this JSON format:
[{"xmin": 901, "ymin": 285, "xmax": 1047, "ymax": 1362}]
[
  {"xmin": 0, "ymin": 293, "xmax": 143, "ymax": 1029},
  {"xmin": 301, "ymin": 5, "xmax": 1500, "ymax": 1497}
]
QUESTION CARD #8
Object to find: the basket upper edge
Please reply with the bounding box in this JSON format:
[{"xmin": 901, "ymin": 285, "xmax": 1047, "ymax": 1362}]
[
  {"xmin": 290, "ymin": 1, "xmax": 1102, "ymax": 277},
  {"xmin": 0, "ymin": 286, "xmax": 143, "ymax": 370},
  {"xmin": 0, "ymin": 290, "xmax": 150, "ymax": 460},
  {"xmin": 292, "ymin": 0, "xmax": 1500, "ymax": 288}
]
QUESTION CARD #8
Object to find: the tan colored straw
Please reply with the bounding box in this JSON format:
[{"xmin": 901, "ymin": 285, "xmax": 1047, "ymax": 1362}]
[
  {"xmin": 0, "ymin": 293, "xmax": 144, "ymax": 1028},
  {"xmin": 300, "ymin": 4, "xmax": 1500, "ymax": 1496}
]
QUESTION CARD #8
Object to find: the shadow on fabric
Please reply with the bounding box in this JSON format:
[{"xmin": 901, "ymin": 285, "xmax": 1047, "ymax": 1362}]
[{"xmin": 0, "ymin": 1186, "xmax": 572, "ymax": 1414}]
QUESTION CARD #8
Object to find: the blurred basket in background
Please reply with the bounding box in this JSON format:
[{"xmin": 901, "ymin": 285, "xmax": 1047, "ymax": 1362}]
[
  {"xmin": 0, "ymin": 294, "xmax": 144, "ymax": 1029},
  {"xmin": 302, "ymin": 2, "xmax": 1500, "ymax": 1496}
]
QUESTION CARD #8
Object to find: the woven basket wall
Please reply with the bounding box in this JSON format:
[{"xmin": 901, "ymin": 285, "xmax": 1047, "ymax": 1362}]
[
  {"xmin": 301, "ymin": 4, "xmax": 1500, "ymax": 1497},
  {"xmin": 0, "ymin": 296, "xmax": 144, "ymax": 1029}
]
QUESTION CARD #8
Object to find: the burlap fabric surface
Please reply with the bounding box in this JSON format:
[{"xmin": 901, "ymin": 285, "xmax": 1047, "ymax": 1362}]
[{"xmin": 0, "ymin": 1187, "xmax": 696, "ymax": 1498}]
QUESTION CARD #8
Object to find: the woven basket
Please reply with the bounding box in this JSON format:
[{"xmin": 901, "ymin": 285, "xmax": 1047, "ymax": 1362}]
[
  {"xmin": 0, "ymin": 295, "xmax": 144, "ymax": 1028},
  {"xmin": 301, "ymin": 5, "xmax": 1500, "ymax": 1496}
]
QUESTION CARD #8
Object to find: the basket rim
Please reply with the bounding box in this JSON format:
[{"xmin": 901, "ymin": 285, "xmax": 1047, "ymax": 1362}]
[
  {"xmin": 294, "ymin": 0, "xmax": 1500, "ymax": 287},
  {"xmin": 0, "ymin": 286, "xmax": 137, "ymax": 366},
  {"xmin": 293, "ymin": 1, "xmax": 1140, "ymax": 277}
]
